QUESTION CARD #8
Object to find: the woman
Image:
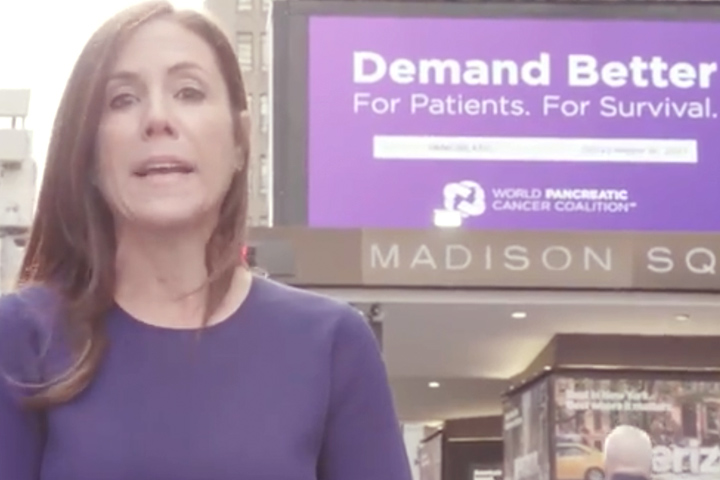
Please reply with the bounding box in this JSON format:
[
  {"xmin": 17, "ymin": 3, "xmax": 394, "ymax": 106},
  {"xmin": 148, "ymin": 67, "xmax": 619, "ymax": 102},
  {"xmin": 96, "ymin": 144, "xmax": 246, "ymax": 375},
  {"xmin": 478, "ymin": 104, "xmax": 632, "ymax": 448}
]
[{"xmin": 0, "ymin": 2, "xmax": 412, "ymax": 479}]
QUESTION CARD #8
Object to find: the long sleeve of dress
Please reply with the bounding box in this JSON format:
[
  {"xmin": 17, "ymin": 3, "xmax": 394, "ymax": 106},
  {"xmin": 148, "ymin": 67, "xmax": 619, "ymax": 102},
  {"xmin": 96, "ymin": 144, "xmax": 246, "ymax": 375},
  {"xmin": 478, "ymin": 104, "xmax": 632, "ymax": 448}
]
[
  {"xmin": 0, "ymin": 293, "xmax": 45, "ymax": 480},
  {"xmin": 317, "ymin": 308, "xmax": 412, "ymax": 480}
]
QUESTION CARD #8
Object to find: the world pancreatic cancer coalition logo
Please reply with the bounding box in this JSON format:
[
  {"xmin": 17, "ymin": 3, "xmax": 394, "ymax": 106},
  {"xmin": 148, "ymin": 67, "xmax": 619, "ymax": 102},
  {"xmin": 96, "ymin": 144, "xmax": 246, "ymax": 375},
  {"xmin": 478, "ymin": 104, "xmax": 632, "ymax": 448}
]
[
  {"xmin": 433, "ymin": 180, "xmax": 637, "ymax": 227},
  {"xmin": 434, "ymin": 181, "xmax": 487, "ymax": 227}
]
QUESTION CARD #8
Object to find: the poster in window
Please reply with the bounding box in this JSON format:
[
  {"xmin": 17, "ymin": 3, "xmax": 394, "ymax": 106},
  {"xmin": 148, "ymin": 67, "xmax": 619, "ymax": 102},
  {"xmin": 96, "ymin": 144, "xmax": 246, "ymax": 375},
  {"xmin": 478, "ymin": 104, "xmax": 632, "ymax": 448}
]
[{"xmin": 554, "ymin": 377, "xmax": 720, "ymax": 480}]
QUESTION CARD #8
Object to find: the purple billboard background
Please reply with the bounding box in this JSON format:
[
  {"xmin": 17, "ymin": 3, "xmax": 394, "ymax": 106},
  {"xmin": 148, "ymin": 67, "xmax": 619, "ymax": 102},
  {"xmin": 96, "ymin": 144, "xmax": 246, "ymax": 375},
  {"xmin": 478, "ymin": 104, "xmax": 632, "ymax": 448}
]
[{"xmin": 307, "ymin": 16, "xmax": 720, "ymax": 231}]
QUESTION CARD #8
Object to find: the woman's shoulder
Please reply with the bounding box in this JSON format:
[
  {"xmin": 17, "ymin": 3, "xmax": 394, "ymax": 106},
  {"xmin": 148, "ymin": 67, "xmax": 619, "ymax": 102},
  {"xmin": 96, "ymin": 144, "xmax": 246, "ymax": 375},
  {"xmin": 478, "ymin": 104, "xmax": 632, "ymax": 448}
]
[
  {"xmin": 0, "ymin": 285, "xmax": 61, "ymax": 381},
  {"xmin": 251, "ymin": 276, "xmax": 354, "ymax": 314},
  {"xmin": 249, "ymin": 276, "xmax": 371, "ymax": 339},
  {"xmin": 0, "ymin": 284, "xmax": 61, "ymax": 340}
]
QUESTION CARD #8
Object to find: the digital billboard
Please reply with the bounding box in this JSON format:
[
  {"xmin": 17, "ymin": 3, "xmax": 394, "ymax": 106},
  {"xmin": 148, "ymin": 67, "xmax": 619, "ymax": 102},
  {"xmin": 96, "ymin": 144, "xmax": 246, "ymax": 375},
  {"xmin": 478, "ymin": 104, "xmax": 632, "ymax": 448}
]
[{"xmin": 307, "ymin": 16, "xmax": 720, "ymax": 231}]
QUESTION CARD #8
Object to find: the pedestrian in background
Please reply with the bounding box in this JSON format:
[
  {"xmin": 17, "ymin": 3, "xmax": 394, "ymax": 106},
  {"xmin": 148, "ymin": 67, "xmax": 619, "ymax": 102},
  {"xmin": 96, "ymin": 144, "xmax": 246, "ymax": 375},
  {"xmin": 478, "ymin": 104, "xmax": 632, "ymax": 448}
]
[{"xmin": 604, "ymin": 425, "xmax": 653, "ymax": 480}]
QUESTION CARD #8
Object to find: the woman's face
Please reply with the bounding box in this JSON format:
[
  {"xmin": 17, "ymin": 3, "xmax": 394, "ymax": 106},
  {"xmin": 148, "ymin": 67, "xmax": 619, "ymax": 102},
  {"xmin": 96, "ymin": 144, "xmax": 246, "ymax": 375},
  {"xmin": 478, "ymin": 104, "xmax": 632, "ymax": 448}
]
[{"xmin": 96, "ymin": 19, "xmax": 240, "ymax": 231}]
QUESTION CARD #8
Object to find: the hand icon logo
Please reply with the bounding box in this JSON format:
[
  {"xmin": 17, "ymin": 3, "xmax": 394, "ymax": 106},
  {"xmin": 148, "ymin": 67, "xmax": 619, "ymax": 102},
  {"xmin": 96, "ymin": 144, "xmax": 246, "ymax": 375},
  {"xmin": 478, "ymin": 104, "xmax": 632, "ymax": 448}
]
[{"xmin": 443, "ymin": 181, "xmax": 486, "ymax": 218}]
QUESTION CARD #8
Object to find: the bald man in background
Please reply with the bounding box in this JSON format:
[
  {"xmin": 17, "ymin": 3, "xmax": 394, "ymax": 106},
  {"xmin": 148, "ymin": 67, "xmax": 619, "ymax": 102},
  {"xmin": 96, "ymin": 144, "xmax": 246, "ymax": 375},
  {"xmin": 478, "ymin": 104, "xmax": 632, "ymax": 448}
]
[{"xmin": 603, "ymin": 425, "xmax": 653, "ymax": 480}]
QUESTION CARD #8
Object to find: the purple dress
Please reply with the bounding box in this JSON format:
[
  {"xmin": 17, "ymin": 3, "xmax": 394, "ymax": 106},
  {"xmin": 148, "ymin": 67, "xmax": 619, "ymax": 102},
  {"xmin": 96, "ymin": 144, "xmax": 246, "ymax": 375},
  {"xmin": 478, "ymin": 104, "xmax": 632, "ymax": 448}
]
[{"xmin": 0, "ymin": 276, "xmax": 412, "ymax": 480}]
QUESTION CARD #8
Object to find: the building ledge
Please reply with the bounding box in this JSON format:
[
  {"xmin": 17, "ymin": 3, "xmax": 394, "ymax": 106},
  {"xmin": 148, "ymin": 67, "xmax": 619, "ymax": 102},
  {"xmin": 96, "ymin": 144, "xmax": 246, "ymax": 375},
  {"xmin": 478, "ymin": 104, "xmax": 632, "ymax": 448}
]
[
  {"xmin": 0, "ymin": 129, "xmax": 32, "ymax": 165},
  {"xmin": 0, "ymin": 89, "xmax": 30, "ymax": 118}
]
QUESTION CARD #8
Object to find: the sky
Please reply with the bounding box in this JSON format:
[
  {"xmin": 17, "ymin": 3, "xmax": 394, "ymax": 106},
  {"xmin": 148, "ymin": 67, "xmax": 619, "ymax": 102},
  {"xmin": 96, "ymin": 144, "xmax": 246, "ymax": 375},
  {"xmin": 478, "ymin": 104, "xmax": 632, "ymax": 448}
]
[{"xmin": 0, "ymin": 0, "xmax": 205, "ymax": 181}]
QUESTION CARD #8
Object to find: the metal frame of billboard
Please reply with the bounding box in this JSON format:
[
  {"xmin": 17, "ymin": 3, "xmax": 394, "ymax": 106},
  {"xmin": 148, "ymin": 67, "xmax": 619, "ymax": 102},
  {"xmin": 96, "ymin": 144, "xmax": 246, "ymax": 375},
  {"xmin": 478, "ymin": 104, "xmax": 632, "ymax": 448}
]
[{"xmin": 270, "ymin": 0, "xmax": 720, "ymax": 227}]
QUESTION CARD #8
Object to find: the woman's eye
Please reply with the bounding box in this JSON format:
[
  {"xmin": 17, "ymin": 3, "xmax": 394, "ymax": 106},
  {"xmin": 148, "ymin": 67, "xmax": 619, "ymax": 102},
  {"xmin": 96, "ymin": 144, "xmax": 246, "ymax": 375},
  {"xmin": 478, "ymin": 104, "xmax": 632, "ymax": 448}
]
[
  {"xmin": 176, "ymin": 87, "xmax": 205, "ymax": 102},
  {"xmin": 108, "ymin": 93, "xmax": 137, "ymax": 110}
]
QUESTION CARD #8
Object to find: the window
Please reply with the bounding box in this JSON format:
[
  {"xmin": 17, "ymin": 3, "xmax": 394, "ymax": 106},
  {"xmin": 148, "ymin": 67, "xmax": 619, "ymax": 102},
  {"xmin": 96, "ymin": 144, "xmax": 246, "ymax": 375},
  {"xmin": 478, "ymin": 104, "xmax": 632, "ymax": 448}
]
[
  {"xmin": 246, "ymin": 94, "xmax": 253, "ymax": 115},
  {"xmin": 260, "ymin": 94, "xmax": 268, "ymax": 133},
  {"xmin": 236, "ymin": 33, "xmax": 253, "ymax": 72},
  {"xmin": 247, "ymin": 163, "xmax": 256, "ymax": 194},
  {"xmin": 592, "ymin": 410, "xmax": 602, "ymax": 431},
  {"xmin": 260, "ymin": 33, "xmax": 269, "ymax": 71},
  {"xmin": 237, "ymin": 0, "xmax": 252, "ymax": 10},
  {"xmin": 259, "ymin": 155, "xmax": 269, "ymax": 195}
]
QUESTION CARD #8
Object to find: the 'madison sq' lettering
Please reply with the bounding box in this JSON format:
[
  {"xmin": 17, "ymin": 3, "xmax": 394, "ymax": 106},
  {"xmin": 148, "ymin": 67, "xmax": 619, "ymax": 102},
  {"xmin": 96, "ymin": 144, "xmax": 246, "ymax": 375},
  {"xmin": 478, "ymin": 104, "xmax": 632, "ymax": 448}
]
[
  {"xmin": 647, "ymin": 247, "xmax": 717, "ymax": 275},
  {"xmin": 353, "ymin": 51, "xmax": 718, "ymax": 88},
  {"xmin": 369, "ymin": 243, "xmax": 613, "ymax": 272},
  {"xmin": 369, "ymin": 243, "xmax": 720, "ymax": 276}
]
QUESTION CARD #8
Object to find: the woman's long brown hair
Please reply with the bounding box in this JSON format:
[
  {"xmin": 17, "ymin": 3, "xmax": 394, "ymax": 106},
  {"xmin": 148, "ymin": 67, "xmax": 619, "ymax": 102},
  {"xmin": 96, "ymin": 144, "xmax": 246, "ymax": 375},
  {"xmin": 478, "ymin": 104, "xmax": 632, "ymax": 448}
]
[{"xmin": 17, "ymin": 0, "xmax": 250, "ymax": 409}]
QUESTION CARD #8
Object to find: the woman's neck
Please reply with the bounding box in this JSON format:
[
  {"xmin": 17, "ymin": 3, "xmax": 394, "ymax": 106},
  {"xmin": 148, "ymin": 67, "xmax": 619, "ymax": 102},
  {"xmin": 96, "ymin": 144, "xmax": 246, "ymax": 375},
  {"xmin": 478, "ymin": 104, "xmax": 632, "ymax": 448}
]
[
  {"xmin": 116, "ymin": 227, "xmax": 209, "ymax": 299},
  {"xmin": 112, "ymin": 226, "xmax": 250, "ymax": 329}
]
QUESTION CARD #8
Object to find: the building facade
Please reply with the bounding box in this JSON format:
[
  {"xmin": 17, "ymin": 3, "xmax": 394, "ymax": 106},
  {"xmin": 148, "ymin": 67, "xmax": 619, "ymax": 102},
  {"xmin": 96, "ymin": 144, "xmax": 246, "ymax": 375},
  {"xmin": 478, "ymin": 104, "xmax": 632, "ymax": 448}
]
[
  {"xmin": 206, "ymin": 0, "xmax": 272, "ymax": 227},
  {"xmin": 0, "ymin": 89, "xmax": 35, "ymax": 293}
]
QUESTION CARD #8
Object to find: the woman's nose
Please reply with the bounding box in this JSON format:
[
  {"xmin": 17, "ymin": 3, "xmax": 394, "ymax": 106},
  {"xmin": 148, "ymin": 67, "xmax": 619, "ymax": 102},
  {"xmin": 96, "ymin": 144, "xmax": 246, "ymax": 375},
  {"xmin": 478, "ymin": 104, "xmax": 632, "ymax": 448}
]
[{"xmin": 142, "ymin": 98, "xmax": 178, "ymax": 140}]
